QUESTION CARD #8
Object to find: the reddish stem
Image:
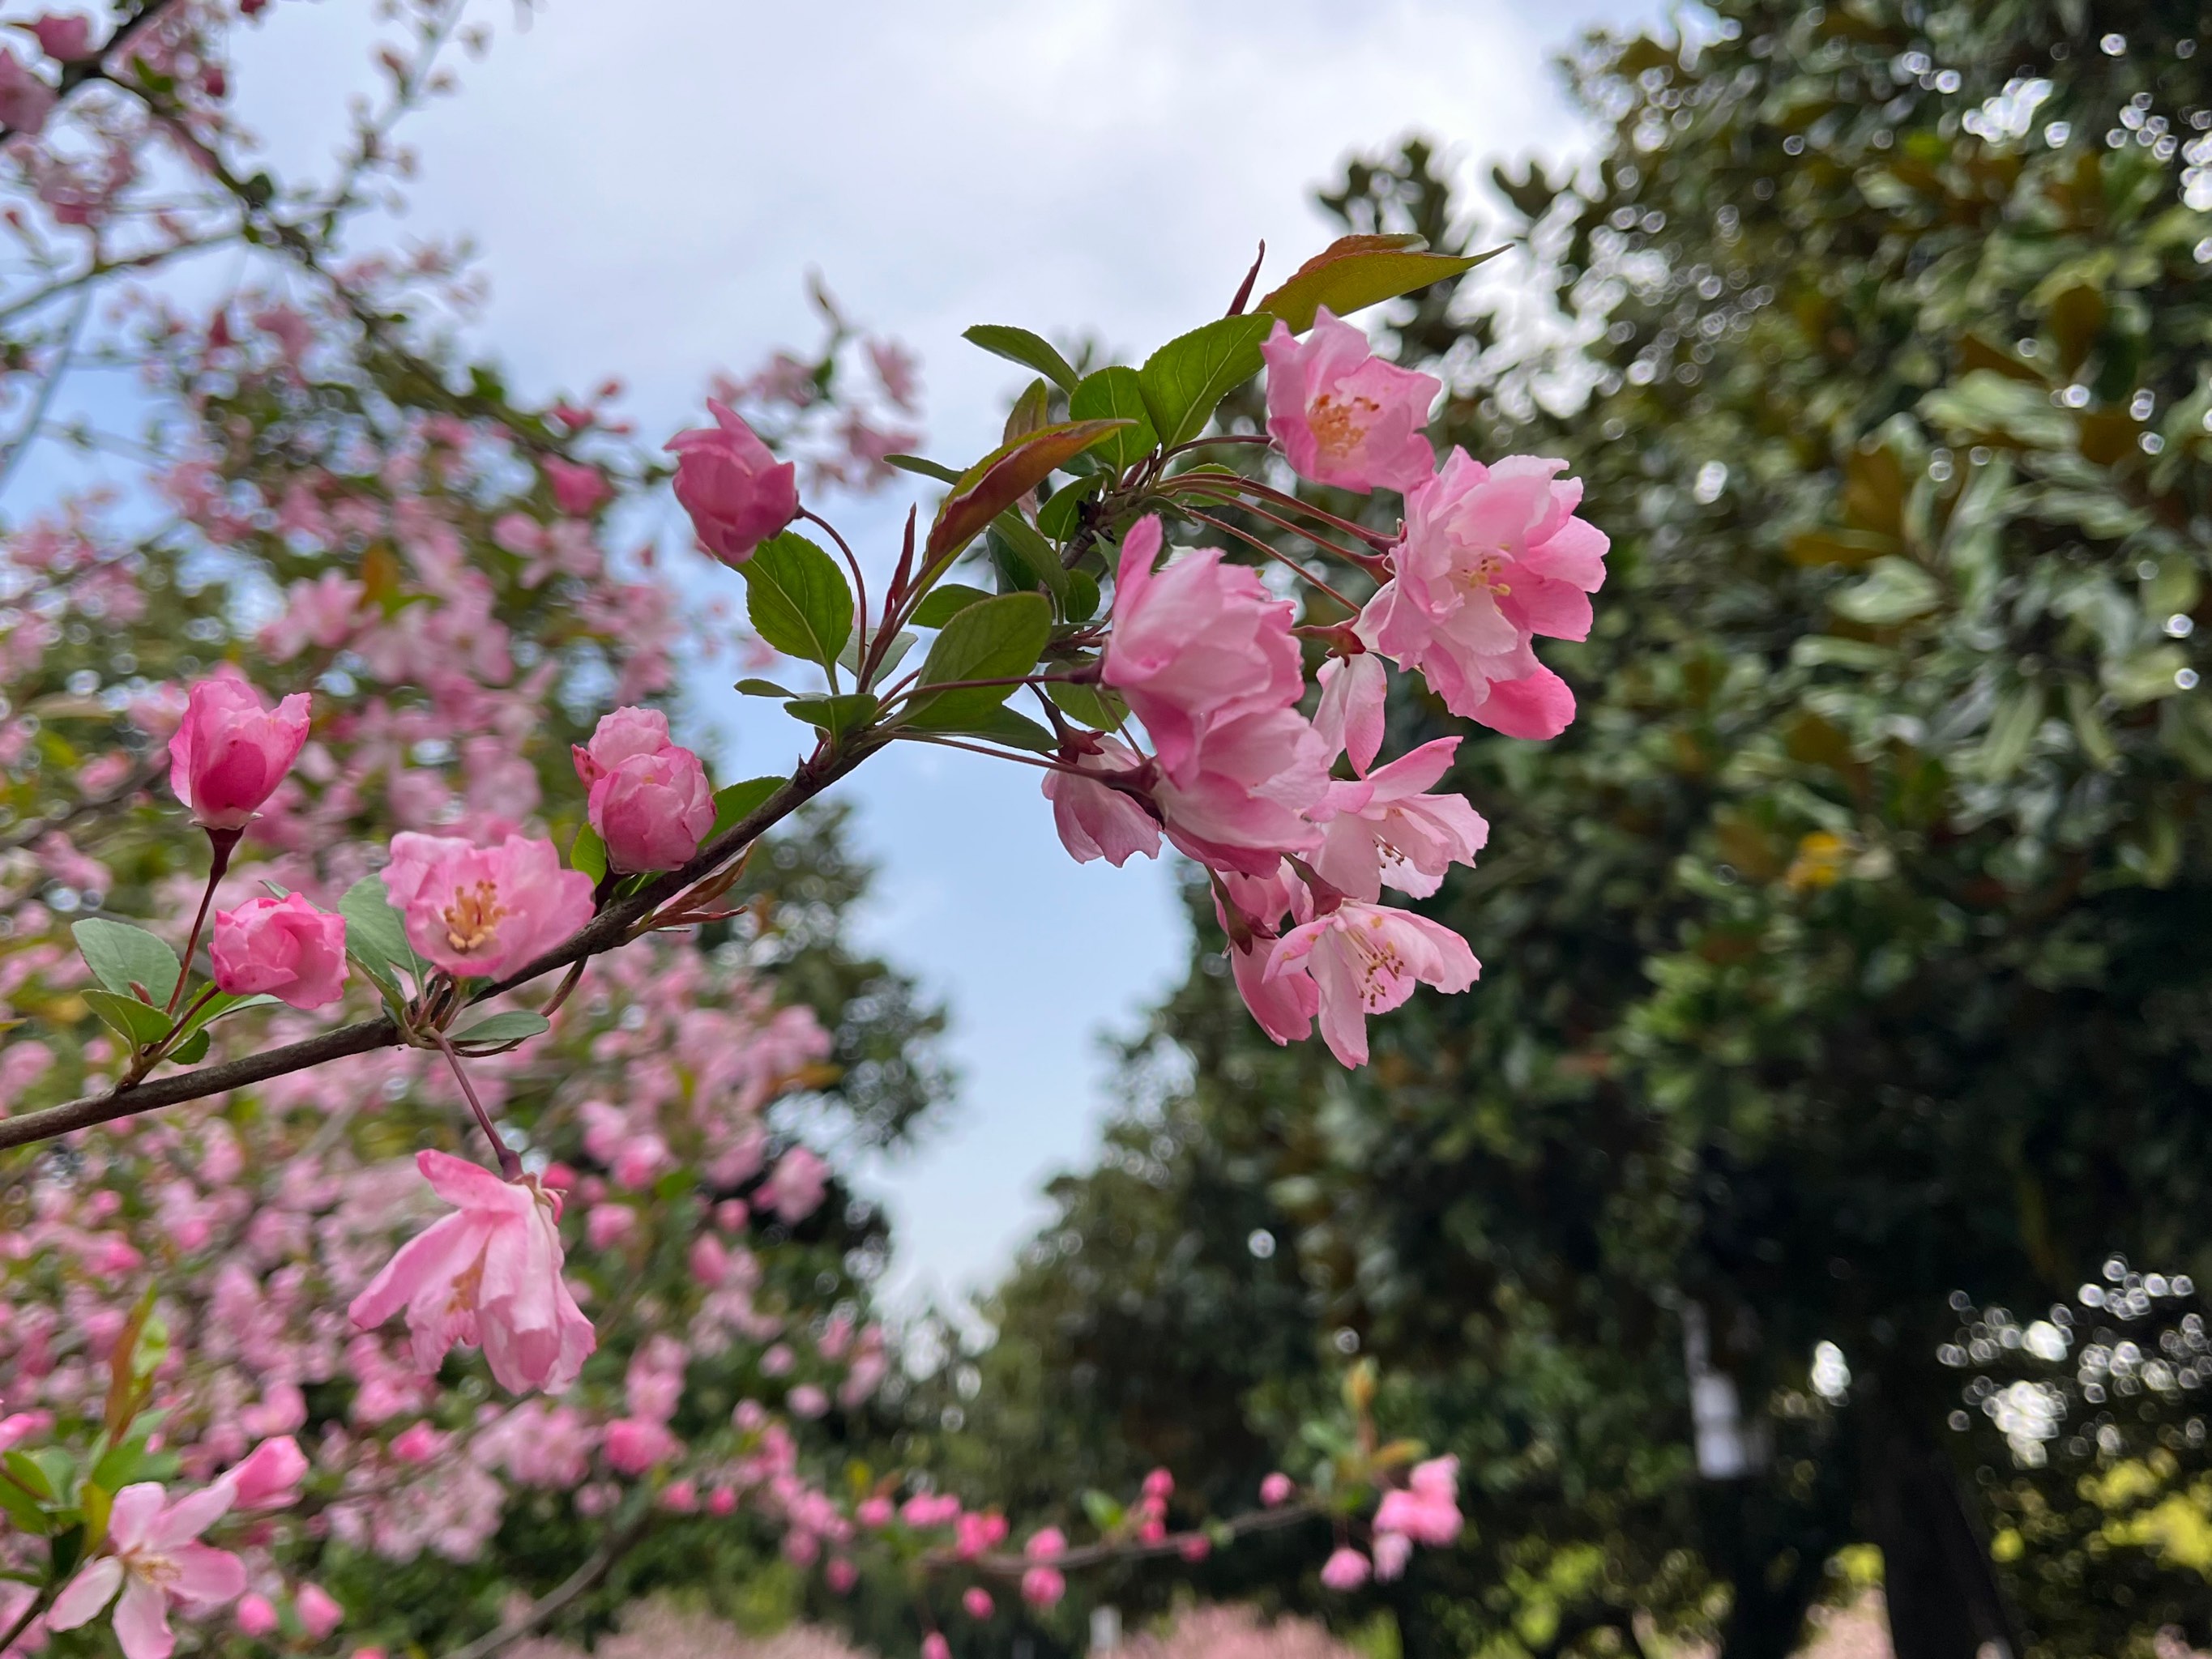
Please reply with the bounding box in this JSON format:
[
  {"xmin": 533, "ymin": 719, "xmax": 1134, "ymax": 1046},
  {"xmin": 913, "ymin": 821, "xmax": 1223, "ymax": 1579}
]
[{"xmin": 167, "ymin": 826, "xmax": 241, "ymax": 1016}]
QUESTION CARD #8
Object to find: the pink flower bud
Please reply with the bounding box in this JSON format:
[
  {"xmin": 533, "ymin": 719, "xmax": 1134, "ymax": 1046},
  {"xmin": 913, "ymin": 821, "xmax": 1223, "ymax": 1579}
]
[
  {"xmin": 661, "ymin": 1479, "xmax": 699, "ymax": 1513},
  {"xmin": 1259, "ymin": 1472, "xmax": 1294, "ymax": 1507},
  {"xmin": 296, "ymin": 1584, "xmax": 344, "ymax": 1640},
  {"xmin": 922, "ymin": 1636, "xmax": 951, "ymax": 1659},
  {"xmin": 666, "ymin": 401, "xmax": 798, "ymax": 566},
  {"xmin": 788, "ymin": 1384, "xmax": 829, "ymax": 1419},
  {"xmin": 1142, "ymin": 1467, "xmax": 1174, "ymax": 1501},
  {"xmin": 824, "ymin": 1557, "xmax": 857, "ymax": 1593},
  {"xmin": 1371, "ymin": 1531, "xmax": 1411, "ymax": 1582},
  {"xmin": 962, "ymin": 1589, "xmax": 994, "ymax": 1621},
  {"xmin": 211, "ymin": 893, "xmax": 348, "ymax": 1009},
  {"xmin": 1177, "ymin": 1533, "xmax": 1210, "ymax": 1562},
  {"xmin": 220, "ymin": 1435, "xmax": 308, "ymax": 1509},
  {"xmin": 589, "ymin": 746, "xmax": 715, "ymax": 873},
  {"xmin": 1020, "ymin": 1567, "xmax": 1065, "ymax": 1610},
  {"xmin": 235, "ymin": 1595, "xmax": 279, "ymax": 1637},
  {"xmin": 603, "ymin": 1418, "xmax": 681, "ymax": 1474},
  {"xmin": 1319, "ymin": 1546, "xmax": 1370, "ymax": 1592},
  {"xmin": 856, "ymin": 1495, "xmax": 895, "ymax": 1529},
  {"xmin": 167, "ymin": 673, "xmax": 310, "ymax": 830},
  {"xmin": 544, "ymin": 458, "xmax": 611, "ymax": 518},
  {"xmin": 707, "ymin": 1486, "xmax": 737, "ymax": 1516},
  {"xmin": 570, "ymin": 705, "xmax": 669, "ymax": 786},
  {"xmin": 1024, "ymin": 1526, "xmax": 1065, "ymax": 1561},
  {"xmin": 389, "ymin": 1422, "xmax": 445, "ymax": 1465}
]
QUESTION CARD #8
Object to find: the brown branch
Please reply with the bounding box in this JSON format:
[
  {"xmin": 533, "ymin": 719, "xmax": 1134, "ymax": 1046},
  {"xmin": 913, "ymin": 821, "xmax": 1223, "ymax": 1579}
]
[
  {"xmin": 0, "ymin": 740, "xmax": 878, "ymax": 1152},
  {"xmin": 438, "ymin": 1513, "xmax": 650, "ymax": 1659}
]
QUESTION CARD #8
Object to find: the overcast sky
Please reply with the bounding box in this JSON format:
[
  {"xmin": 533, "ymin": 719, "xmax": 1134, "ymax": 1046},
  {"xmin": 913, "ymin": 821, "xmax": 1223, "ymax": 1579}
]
[{"xmin": 228, "ymin": 0, "xmax": 1655, "ymax": 1312}]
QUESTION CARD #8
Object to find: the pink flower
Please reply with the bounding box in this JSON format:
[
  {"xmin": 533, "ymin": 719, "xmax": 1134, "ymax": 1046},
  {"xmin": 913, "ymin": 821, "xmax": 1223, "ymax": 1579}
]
[
  {"xmin": 762, "ymin": 1146, "xmax": 829, "ymax": 1223},
  {"xmin": 1102, "ymin": 516, "xmax": 1304, "ymax": 778},
  {"xmin": 788, "ymin": 1384, "xmax": 828, "ymax": 1418},
  {"xmin": 1312, "ymin": 738, "xmax": 1489, "ymax": 903},
  {"xmin": 955, "ymin": 1511, "xmax": 1007, "ymax": 1558},
  {"xmin": 584, "ymin": 745, "xmax": 715, "ymax": 873},
  {"xmin": 295, "ymin": 1585, "xmax": 344, "ymax": 1640},
  {"xmin": 1359, "ymin": 450, "xmax": 1607, "ymax": 740},
  {"xmin": 235, "ymin": 1595, "xmax": 279, "ymax": 1638},
  {"xmin": 27, "ymin": 15, "xmax": 95, "ymax": 62},
  {"xmin": 824, "ymin": 1557, "xmax": 857, "ymax": 1593},
  {"xmin": 963, "ymin": 1588, "xmax": 994, "ymax": 1620},
  {"xmin": 1154, "ymin": 709, "xmax": 1330, "ymax": 877},
  {"xmin": 1213, "ymin": 865, "xmax": 1317, "ymax": 1046},
  {"xmin": 0, "ymin": 49, "xmax": 56, "ymax": 134},
  {"xmin": 47, "ymin": 1482, "xmax": 247, "ymax": 1659},
  {"xmin": 544, "ymin": 458, "xmax": 611, "ymax": 518},
  {"xmin": 216, "ymin": 1435, "xmax": 306, "ymax": 1509},
  {"xmin": 1313, "ymin": 651, "xmax": 1387, "ymax": 775},
  {"xmin": 1267, "ymin": 902, "xmax": 1480, "ymax": 1068},
  {"xmin": 1026, "ymin": 1526, "xmax": 1065, "ymax": 1560},
  {"xmin": 1318, "ymin": 1546, "xmax": 1370, "ymax": 1592},
  {"xmin": 602, "ymin": 1417, "xmax": 681, "ymax": 1473},
  {"xmin": 381, "ymin": 831, "xmax": 595, "ymax": 979},
  {"xmin": 1372, "ymin": 1532, "xmax": 1412, "ymax": 1580},
  {"xmin": 1020, "ymin": 1567, "xmax": 1065, "ymax": 1610},
  {"xmin": 347, "ymin": 1149, "xmax": 596, "ymax": 1394},
  {"xmin": 1262, "ymin": 309, "xmax": 1440, "ymax": 494},
  {"xmin": 1373, "ymin": 1456, "xmax": 1461, "ymax": 1546},
  {"xmin": 666, "ymin": 401, "xmax": 799, "ymax": 566},
  {"xmin": 923, "ymin": 1636, "xmax": 952, "ymax": 1659},
  {"xmin": 210, "ymin": 893, "xmax": 348, "ymax": 1009},
  {"xmin": 1260, "ymin": 1472, "xmax": 1295, "ymax": 1507},
  {"xmin": 856, "ymin": 1496, "xmax": 895, "ymax": 1529},
  {"xmin": 389, "ymin": 1422, "xmax": 446, "ymax": 1465},
  {"xmin": 167, "ymin": 673, "xmax": 310, "ymax": 830},
  {"xmin": 1041, "ymin": 735, "xmax": 1159, "ymax": 867},
  {"xmin": 571, "ymin": 706, "xmax": 676, "ymax": 787}
]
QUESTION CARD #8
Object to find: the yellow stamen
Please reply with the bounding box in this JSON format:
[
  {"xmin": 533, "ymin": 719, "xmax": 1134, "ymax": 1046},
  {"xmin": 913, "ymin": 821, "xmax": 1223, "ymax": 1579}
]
[{"xmin": 442, "ymin": 881, "xmax": 505, "ymax": 957}]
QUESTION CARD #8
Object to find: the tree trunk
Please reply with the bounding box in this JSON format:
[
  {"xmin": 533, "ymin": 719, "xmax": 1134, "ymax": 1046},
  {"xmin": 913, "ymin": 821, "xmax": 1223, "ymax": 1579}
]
[{"xmin": 1864, "ymin": 1419, "xmax": 2022, "ymax": 1659}]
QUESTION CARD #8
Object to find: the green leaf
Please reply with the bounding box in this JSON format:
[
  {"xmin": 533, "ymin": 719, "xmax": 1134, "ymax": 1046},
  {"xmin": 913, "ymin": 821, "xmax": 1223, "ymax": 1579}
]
[
  {"xmin": 570, "ymin": 824, "xmax": 607, "ymax": 883},
  {"xmin": 839, "ymin": 625, "xmax": 916, "ymax": 686},
  {"xmin": 339, "ymin": 874, "xmax": 421, "ymax": 987},
  {"xmin": 910, "ymin": 584, "xmax": 995, "ymax": 629},
  {"xmin": 1137, "ymin": 315, "xmax": 1275, "ymax": 449},
  {"xmin": 3, "ymin": 1452, "xmax": 55, "ymax": 1503},
  {"xmin": 1062, "ymin": 568, "xmax": 1101, "ymax": 625},
  {"xmin": 71, "ymin": 919, "xmax": 180, "ymax": 1005},
  {"xmin": 784, "ymin": 693, "xmax": 880, "ymax": 740},
  {"xmin": 903, "ymin": 592, "xmax": 1054, "ymax": 731},
  {"xmin": 1068, "ymin": 367, "xmax": 1159, "ymax": 470},
  {"xmin": 1079, "ymin": 1489, "xmax": 1125, "ymax": 1533},
  {"xmin": 170, "ymin": 1030, "xmax": 211, "ymax": 1064},
  {"xmin": 962, "ymin": 705, "xmax": 1057, "ymax": 753},
  {"xmin": 1975, "ymin": 683, "xmax": 2046, "ymax": 780},
  {"xmin": 83, "ymin": 990, "xmax": 171, "ymax": 1048},
  {"xmin": 1047, "ymin": 679, "xmax": 1126, "ymax": 731},
  {"xmin": 963, "ymin": 324, "xmax": 1080, "ymax": 393},
  {"xmin": 451, "ymin": 1010, "xmax": 551, "ymax": 1050},
  {"xmin": 926, "ymin": 421, "xmax": 1134, "ymax": 564},
  {"xmin": 708, "ymin": 776, "xmax": 784, "ymax": 841},
  {"xmin": 740, "ymin": 532, "xmax": 854, "ymax": 669},
  {"xmin": 1037, "ymin": 475, "xmax": 1104, "ymax": 542},
  {"xmin": 2104, "ymin": 644, "xmax": 2192, "ymax": 706},
  {"xmin": 1254, "ymin": 233, "xmax": 1494, "ymax": 333},
  {"xmin": 1830, "ymin": 557, "xmax": 1941, "ymax": 625},
  {"xmin": 989, "ymin": 514, "xmax": 1067, "ymax": 599},
  {"xmin": 735, "ymin": 677, "xmax": 798, "ymax": 698},
  {"xmin": 884, "ymin": 453, "xmax": 963, "ymax": 484}
]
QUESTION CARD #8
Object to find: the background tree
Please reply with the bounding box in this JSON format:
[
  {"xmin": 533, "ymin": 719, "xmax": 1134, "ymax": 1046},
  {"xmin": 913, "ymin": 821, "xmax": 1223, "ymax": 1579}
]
[{"xmin": 950, "ymin": 4, "xmax": 2212, "ymax": 1656}]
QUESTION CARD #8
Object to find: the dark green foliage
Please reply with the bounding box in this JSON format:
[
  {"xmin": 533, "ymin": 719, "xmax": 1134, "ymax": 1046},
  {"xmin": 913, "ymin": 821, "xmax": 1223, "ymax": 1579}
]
[{"xmin": 959, "ymin": 5, "xmax": 2212, "ymax": 1655}]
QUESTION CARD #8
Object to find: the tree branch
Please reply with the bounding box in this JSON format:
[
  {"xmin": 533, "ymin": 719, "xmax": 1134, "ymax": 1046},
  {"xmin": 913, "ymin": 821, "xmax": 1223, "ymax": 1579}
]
[{"xmin": 438, "ymin": 1513, "xmax": 649, "ymax": 1659}]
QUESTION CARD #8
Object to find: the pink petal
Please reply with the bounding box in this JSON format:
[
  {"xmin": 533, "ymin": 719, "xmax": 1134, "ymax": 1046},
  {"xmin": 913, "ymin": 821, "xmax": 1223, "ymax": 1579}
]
[
  {"xmin": 45, "ymin": 1558, "xmax": 124, "ymax": 1631},
  {"xmin": 1471, "ymin": 665, "xmax": 1576, "ymax": 740},
  {"xmin": 112, "ymin": 1572, "xmax": 176, "ymax": 1659},
  {"xmin": 165, "ymin": 1543, "xmax": 247, "ymax": 1609},
  {"xmin": 104, "ymin": 1483, "xmax": 167, "ymax": 1553}
]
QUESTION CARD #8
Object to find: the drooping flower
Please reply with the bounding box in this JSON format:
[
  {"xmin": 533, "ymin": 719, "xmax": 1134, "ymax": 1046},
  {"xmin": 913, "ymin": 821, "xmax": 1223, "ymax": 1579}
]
[
  {"xmin": 1262, "ymin": 309, "xmax": 1441, "ymax": 494},
  {"xmin": 1313, "ymin": 650, "xmax": 1388, "ymax": 775},
  {"xmin": 347, "ymin": 1149, "xmax": 596, "ymax": 1393},
  {"xmin": 46, "ymin": 1482, "xmax": 247, "ymax": 1659},
  {"xmin": 1359, "ymin": 450, "xmax": 1608, "ymax": 739},
  {"xmin": 1041, "ymin": 735, "xmax": 1159, "ymax": 868},
  {"xmin": 210, "ymin": 893, "xmax": 348, "ymax": 1009},
  {"xmin": 1312, "ymin": 737, "xmax": 1489, "ymax": 902},
  {"xmin": 1318, "ymin": 1546, "xmax": 1371, "ymax": 1592},
  {"xmin": 1101, "ymin": 516, "xmax": 1304, "ymax": 778},
  {"xmin": 665, "ymin": 401, "xmax": 799, "ymax": 566},
  {"xmin": 1266, "ymin": 902, "xmax": 1480, "ymax": 1068},
  {"xmin": 1212, "ymin": 864, "xmax": 1317, "ymax": 1046},
  {"xmin": 381, "ymin": 832, "xmax": 596, "ymax": 980},
  {"xmin": 167, "ymin": 672, "xmax": 310, "ymax": 830}
]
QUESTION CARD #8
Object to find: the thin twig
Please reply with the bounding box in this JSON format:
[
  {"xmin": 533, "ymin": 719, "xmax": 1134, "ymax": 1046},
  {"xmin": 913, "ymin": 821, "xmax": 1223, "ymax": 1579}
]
[
  {"xmin": 1178, "ymin": 507, "xmax": 1361, "ymax": 610},
  {"xmin": 438, "ymin": 1514, "xmax": 649, "ymax": 1659}
]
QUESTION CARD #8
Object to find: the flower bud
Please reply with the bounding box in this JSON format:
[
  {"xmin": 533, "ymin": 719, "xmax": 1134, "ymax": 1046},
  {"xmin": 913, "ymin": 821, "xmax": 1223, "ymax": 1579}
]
[
  {"xmin": 666, "ymin": 400, "xmax": 798, "ymax": 565},
  {"xmin": 168, "ymin": 672, "xmax": 310, "ymax": 830},
  {"xmin": 211, "ymin": 893, "xmax": 348, "ymax": 1010}
]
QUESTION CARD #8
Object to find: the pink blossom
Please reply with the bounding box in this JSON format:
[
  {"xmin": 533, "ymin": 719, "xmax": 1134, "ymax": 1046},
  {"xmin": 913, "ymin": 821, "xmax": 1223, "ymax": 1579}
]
[
  {"xmin": 1267, "ymin": 902, "xmax": 1480, "ymax": 1068},
  {"xmin": 603, "ymin": 1417, "xmax": 681, "ymax": 1473},
  {"xmin": 1312, "ymin": 738, "xmax": 1489, "ymax": 902},
  {"xmin": 824, "ymin": 1557, "xmax": 857, "ymax": 1593},
  {"xmin": 856, "ymin": 1496, "xmax": 895, "ymax": 1529},
  {"xmin": 47, "ymin": 1482, "xmax": 247, "ymax": 1659},
  {"xmin": 1020, "ymin": 1567, "xmax": 1065, "ymax": 1610},
  {"xmin": 235, "ymin": 1595, "xmax": 279, "ymax": 1637},
  {"xmin": 1359, "ymin": 450, "xmax": 1607, "ymax": 740},
  {"xmin": 1318, "ymin": 1546, "xmax": 1370, "ymax": 1592},
  {"xmin": 1260, "ymin": 1472, "xmax": 1295, "ymax": 1507},
  {"xmin": 955, "ymin": 1510, "xmax": 1008, "ymax": 1558},
  {"xmin": 210, "ymin": 893, "xmax": 348, "ymax": 1009},
  {"xmin": 585, "ymin": 744, "xmax": 715, "ymax": 873},
  {"xmin": 963, "ymin": 1588, "xmax": 994, "ymax": 1620},
  {"xmin": 216, "ymin": 1436, "xmax": 306, "ymax": 1510},
  {"xmin": 1262, "ymin": 309, "xmax": 1440, "ymax": 494},
  {"xmin": 167, "ymin": 673, "xmax": 310, "ymax": 830},
  {"xmin": 1026, "ymin": 1526, "xmax": 1065, "ymax": 1560},
  {"xmin": 763, "ymin": 1146, "xmax": 829, "ymax": 1223},
  {"xmin": 26, "ymin": 15, "xmax": 94, "ymax": 62},
  {"xmin": 1313, "ymin": 651, "xmax": 1387, "ymax": 775},
  {"xmin": 1373, "ymin": 1456, "xmax": 1461, "ymax": 1546},
  {"xmin": 570, "ymin": 706, "xmax": 673, "ymax": 785},
  {"xmin": 389, "ymin": 1422, "xmax": 446, "ymax": 1465},
  {"xmin": 922, "ymin": 1636, "xmax": 951, "ymax": 1659},
  {"xmin": 0, "ymin": 49, "xmax": 55, "ymax": 134},
  {"xmin": 586, "ymin": 1204, "xmax": 635, "ymax": 1249},
  {"xmin": 1371, "ymin": 1531, "xmax": 1412, "ymax": 1581},
  {"xmin": 544, "ymin": 458, "xmax": 610, "ymax": 518},
  {"xmin": 1102, "ymin": 516, "xmax": 1304, "ymax": 778},
  {"xmin": 1213, "ymin": 864, "xmax": 1317, "ymax": 1046},
  {"xmin": 295, "ymin": 1585, "xmax": 344, "ymax": 1640},
  {"xmin": 666, "ymin": 401, "xmax": 799, "ymax": 566},
  {"xmin": 381, "ymin": 831, "xmax": 595, "ymax": 979},
  {"xmin": 348, "ymin": 1149, "xmax": 596, "ymax": 1393},
  {"xmin": 1041, "ymin": 735, "xmax": 1159, "ymax": 867},
  {"xmin": 788, "ymin": 1384, "xmax": 828, "ymax": 1418},
  {"xmin": 1154, "ymin": 708, "xmax": 1330, "ymax": 877}
]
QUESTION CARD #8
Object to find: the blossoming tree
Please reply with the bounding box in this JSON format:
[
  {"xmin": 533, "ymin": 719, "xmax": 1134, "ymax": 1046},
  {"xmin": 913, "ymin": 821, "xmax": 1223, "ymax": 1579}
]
[{"xmin": 0, "ymin": 4, "xmax": 1612, "ymax": 1657}]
